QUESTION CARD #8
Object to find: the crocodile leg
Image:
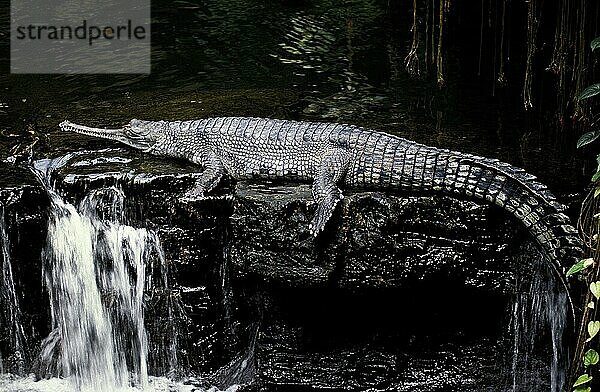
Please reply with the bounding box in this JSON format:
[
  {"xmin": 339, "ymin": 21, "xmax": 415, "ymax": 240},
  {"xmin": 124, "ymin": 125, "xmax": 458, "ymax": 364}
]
[
  {"xmin": 309, "ymin": 149, "xmax": 350, "ymax": 236},
  {"xmin": 182, "ymin": 152, "xmax": 225, "ymax": 200}
]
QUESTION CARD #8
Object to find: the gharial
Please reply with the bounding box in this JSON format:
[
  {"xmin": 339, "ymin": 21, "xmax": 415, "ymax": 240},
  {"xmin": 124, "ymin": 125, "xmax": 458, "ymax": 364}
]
[{"xmin": 59, "ymin": 117, "xmax": 583, "ymax": 288}]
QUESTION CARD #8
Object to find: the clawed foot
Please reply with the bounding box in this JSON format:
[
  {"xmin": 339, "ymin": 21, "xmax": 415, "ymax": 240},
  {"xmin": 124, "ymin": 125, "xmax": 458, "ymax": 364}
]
[
  {"xmin": 309, "ymin": 216, "xmax": 329, "ymax": 237},
  {"xmin": 309, "ymin": 193, "xmax": 342, "ymax": 236},
  {"xmin": 180, "ymin": 188, "xmax": 205, "ymax": 203},
  {"xmin": 180, "ymin": 190, "xmax": 233, "ymax": 203}
]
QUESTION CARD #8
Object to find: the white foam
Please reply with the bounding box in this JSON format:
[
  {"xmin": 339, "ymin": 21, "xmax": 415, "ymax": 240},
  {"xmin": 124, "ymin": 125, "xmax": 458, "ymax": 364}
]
[{"xmin": 0, "ymin": 375, "xmax": 213, "ymax": 392}]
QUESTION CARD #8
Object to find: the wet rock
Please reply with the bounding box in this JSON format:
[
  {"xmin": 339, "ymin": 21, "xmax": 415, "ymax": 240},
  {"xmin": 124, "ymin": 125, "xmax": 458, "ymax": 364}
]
[
  {"xmin": 247, "ymin": 278, "xmax": 527, "ymax": 391},
  {"xmin": 0, "ymin": 152, "xmax": 562, "ymax": 390},
  {"xmin": 257, "ymin": 325, "xmax": 515, "ymax": 392},
  {"xmin": 226, "ymin": 181, "xmax": 555, "ymax": 390},
  {"xmin": 0, "ymin": 178, "xmax": 50, "ymax": 370},
  {"xmin": 229, "ymin": 182, "xmax": 524, "ymax": 293}
]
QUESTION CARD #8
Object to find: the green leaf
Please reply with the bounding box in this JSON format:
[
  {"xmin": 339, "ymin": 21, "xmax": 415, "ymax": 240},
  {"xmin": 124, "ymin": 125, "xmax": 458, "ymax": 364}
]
[
  {"xmin": 592, "ymin": 36, "xmax": 600, "ymax": 51},
  {"xmin": 591, "ymin": 282, "xmax": 600, "ymax": 299},
  {"xmin": 593, "ymin": 171, "xmax": 600, "ymax": 183},
  {"xmin": 584, "ymin": 349, "xmax": 600, "ymax": 366},
  {"xmin": 574, "ymin": 373, "xmax": 593, "ymax": 387},
  {"xmin": 567, "ymin": 261, "xmax": 585, "ymax": 276},
  {"xmin": 567, "ymin": 259, "xmax": 594, "ymax": 277},
  {"xmin": 588, "ymin": 301, "xmax": 595, "ymax": 309},
  {"xmin": 595, "ymin": 187, "xmax": 600, "ymax": 198},
  {"xmin": 577, "ymin": 130, "xmax": 600, "ymax": 148},
  {"xmin": 579, "ymin": 83, "xmax": 600, "ymax": 100},
  {"xmin": 587, "ymin": 321, "xmax": 600, "ymax": 342},
  {"xmin": 574, "ymin": 387, "xmax": 591, "ymax": 392}
]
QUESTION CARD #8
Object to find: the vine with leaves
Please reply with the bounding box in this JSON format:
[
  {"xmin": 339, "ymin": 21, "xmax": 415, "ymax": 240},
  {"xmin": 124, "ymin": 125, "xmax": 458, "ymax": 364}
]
[{"xmin": 567, "ymin": 36, "xmax": 600, "ymax": 392}]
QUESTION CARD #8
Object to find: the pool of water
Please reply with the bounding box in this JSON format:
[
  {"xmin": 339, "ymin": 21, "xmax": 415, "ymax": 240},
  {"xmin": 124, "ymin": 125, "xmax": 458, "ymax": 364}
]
[{"xmin": 0, "ymin": 0, "xmax": 586, "ymax": 193}]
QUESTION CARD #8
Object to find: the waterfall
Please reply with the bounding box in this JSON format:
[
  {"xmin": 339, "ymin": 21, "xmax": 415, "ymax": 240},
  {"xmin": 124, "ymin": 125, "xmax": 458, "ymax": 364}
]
[
  {"xmin": 0, "ymin": 156, "xmax": 254, "ymax": 392},
  {"xmin": 509, "ymin": 247, "xmax": 567, "ymax": 392},
  {"xmin": 32, "ymin": 158, "xmax": 169, "ymax": 391},
  {"xmin": 0, "ymin": 203, "xmax": 27, "ymax": 375}
]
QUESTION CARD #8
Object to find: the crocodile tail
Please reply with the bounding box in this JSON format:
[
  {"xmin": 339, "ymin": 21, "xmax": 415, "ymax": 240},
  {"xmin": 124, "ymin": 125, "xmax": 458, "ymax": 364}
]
[
  {"xmin": 436, "ymin": 153, "xmax": 583, "ymax": 266},
  {"xmin": 382, "ymin": 140, "xmax": 582, "ymax": 267},
  {"xmin": 373, "ymin": 139, "xmax": 583, "ymax": 271},
  {"xmin": 381, "ymin": 139, "xmax": 581, "ymax": 317},
  {"xmin": 426, "ymin": 149, "xmax": 583, "ymax": 320}
]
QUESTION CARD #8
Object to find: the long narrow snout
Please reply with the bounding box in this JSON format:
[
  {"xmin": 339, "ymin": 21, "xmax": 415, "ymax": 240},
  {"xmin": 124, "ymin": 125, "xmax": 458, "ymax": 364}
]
[
  {"xmin": 60, "ymin": 121, "xmax": 126, "ymax": 140},
  {"xmin": 59, "ymin": 120, "xmax": 154, "ymax": 151}
]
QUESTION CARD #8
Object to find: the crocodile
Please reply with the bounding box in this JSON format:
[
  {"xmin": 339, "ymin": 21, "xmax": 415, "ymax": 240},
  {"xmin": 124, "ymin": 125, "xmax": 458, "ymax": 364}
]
[{"xmin": 59, "ymin": 117, "xmax": 582, "ymax": 292}]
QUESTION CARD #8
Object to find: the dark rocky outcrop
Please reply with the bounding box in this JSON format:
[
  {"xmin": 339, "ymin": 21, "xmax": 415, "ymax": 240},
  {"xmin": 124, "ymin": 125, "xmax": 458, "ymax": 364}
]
[
  {"xmin": 0, "ymin": 151, "xmax": 560, "ymax": 390},
  {"xmin": 0, "ymin": 165, "xmax": 50, "ymax": 373},
  {"xmin": 230, "ymin": 182, "xmax": 523, "ymax": 292}
]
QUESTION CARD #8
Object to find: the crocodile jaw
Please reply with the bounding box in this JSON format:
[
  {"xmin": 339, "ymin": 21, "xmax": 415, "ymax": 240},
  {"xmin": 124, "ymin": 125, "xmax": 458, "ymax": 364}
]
[{"xmin": 59, "ymin": 120, "xmax": 154, "ymax": 151}]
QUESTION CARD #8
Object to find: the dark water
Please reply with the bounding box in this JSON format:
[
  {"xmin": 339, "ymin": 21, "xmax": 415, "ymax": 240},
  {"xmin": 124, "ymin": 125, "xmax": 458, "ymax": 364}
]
[{"xmin": 0, "ymin": 0, "xmax": 587, "ymax": 194}]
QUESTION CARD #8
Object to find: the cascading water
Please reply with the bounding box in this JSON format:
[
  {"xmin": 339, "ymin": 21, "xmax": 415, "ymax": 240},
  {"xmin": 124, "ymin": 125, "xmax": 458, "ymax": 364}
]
[
  {"xmin": 509, "ymin": 247, "xmax": 568, "ymax": 392},
  {"xmin": 31, "ymin": 158, "xmax": 172, "ymax": 391},
  {"xmin": 0, "ymin": 155, "xmax": 254, "ymax": 392},
  {"xmin": 0, "ymin": 203, "xmax": 27, "ymax": 375},
  {"xmin": 41, "ymin": 192, "xmax": 154, "ymax": 390}
]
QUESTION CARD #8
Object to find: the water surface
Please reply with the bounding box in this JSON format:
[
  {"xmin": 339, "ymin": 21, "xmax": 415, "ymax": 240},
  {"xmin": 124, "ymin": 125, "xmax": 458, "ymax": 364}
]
[{"xmin": 0, "ymin": 0, "xmax": 585, "ymax": 194}]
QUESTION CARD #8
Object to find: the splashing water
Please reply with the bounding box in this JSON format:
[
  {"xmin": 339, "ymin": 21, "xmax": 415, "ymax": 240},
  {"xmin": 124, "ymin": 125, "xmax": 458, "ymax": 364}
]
[
  {"xmin": 509, "ymin": 248, "xmax": 567, "ymax": 392},
  {"xmin": 31, "ymin": 158, "xmax": 165, "ymax": 391},
  {"xmin": 0, "ymin": 374, "xmax": 198, "ymax": 392},
  {"xmin": 0, "ymin": 156, "xmax": 253, "ymax": 392},
  {"xmin": 41, "ymin": 188, "xmax": 157, "ymax": 390}
]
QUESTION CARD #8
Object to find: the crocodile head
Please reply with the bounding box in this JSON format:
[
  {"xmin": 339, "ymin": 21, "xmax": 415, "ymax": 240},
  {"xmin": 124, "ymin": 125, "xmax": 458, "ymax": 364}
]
[{"xmin": 59, "ymin": 119, "xmax": 165, "ymax": 152}]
